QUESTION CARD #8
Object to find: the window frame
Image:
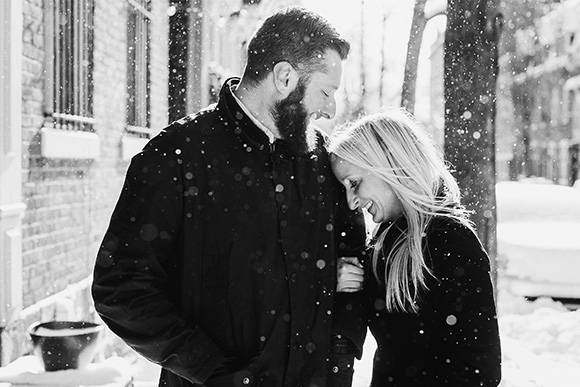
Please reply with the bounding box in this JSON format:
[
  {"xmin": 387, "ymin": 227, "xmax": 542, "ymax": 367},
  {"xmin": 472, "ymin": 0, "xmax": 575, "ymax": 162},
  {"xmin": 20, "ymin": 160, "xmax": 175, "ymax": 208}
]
[
  {"xmin": 126, "ymin": 0, "xmax": 152, "ymax": 138},
  {"xmin": 43, "ymin": 0, "xmax": 95, "ymax": 132}
]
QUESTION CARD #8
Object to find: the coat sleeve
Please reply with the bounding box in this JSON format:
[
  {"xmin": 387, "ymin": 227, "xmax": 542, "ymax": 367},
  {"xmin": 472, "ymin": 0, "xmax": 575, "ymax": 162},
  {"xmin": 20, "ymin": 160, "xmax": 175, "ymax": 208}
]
[
  {"xmin": 91, "ymin": 131, "xmax": 225, "ymax": 385},
  {"xmin": 424, "ymin": 221, "xmax": 502, "ymax": 386},
  {"xmin": 332, "ymin": 179, "xmax": 368, "ymax": 352},
  {"xmin": 328, "ymin": 180, "xmax": 368, "ymax": 387}
]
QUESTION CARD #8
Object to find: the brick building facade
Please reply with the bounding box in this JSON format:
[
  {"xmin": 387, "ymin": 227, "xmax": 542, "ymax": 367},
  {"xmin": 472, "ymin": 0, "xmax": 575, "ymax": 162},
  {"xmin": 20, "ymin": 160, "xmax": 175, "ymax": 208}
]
[
  {"xmin": 20, "ymin": 0, "xmax": 169, "ymax": 310},
  {"xmin": 1, "ymin": 0, "xmax": 300, "ymax": 366},
  {"xmin": 1, "ymin": 0, "xmax": 169, "ymax": 364}
]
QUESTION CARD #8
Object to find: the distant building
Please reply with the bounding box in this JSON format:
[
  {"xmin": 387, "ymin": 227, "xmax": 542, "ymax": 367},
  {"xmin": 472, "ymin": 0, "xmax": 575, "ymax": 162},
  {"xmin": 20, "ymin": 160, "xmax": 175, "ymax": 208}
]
[
  {"xmin": 422, "ymin": 0, "xmax": 580, "ymax": 184},
  {"xmin": 498, "ymin": 0, "xmax": 580, "ymax": 185}
]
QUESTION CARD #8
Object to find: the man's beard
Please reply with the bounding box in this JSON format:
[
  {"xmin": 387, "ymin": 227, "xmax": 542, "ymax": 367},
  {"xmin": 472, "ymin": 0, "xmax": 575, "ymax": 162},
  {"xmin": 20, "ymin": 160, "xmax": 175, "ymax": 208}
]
[{"xmin": 271, "ymin": 78, "xmax": 309, "ymax": 154}]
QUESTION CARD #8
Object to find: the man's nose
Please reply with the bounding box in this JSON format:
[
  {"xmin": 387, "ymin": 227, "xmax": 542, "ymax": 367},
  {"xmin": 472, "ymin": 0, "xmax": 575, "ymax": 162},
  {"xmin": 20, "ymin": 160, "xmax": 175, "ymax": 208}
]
[{"xmin": 346, "ymin": 191, "xmax": 359, "ymax": 210}]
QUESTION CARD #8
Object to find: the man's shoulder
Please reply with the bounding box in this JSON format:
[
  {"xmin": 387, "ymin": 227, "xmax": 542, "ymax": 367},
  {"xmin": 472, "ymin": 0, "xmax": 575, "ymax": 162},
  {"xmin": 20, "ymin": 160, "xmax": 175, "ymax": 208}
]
[
  {"xmin": 169, "ymin": 103, "xmax": 219, "ymax": 132},
  {"xmin": 139, "ymin": 104, "xmax": 221, "ymax": 157},
  {"xmin": 152, "ymin": 104, "xmax": 221, "ymax": 143}
]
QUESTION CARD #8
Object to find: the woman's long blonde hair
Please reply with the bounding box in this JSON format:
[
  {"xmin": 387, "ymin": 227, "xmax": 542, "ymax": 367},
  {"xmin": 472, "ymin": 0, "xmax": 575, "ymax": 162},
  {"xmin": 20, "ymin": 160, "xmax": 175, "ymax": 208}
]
[{"xmin": 329, "ymin": 109, "xmax": 472, "ymax": 313}]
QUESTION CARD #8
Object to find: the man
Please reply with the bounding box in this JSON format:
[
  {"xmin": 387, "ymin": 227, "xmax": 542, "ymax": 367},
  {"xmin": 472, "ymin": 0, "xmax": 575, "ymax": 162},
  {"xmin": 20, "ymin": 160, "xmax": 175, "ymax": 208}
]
[{"xmin": 92, "ymin": 7, "xmax": 364, "ymax": 387}]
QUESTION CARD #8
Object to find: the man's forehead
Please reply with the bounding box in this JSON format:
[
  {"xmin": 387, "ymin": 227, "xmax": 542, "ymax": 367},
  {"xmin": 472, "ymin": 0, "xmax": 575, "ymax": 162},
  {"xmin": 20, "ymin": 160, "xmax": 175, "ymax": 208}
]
[
  {"xmin": 323, "ymin": 50, "xmax": 342, "ymax": 69},
  {"xmin": 310, "ymin": 72, "xmax": 340, "ymax": 88},
  {"xmin": 311, "ymin": 52, "xmax": 342, "ymax": 88}
]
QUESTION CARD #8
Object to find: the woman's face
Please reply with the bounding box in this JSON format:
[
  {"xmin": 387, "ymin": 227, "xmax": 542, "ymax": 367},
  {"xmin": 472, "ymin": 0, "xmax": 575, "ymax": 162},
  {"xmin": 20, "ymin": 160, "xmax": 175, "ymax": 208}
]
[{"xmin": 331, "ymin": 155, "xmax": 403, "ymax": 223}]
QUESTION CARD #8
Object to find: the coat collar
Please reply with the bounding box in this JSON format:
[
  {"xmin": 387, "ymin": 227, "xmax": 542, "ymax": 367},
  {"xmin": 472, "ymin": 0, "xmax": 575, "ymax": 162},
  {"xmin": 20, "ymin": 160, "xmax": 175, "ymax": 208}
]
[
  {"xmin": 217, "ymin": 77, "xmax": 320, "ymax": 157},
  {"xmin": 217, "ymin": 77, "xmax": 274, "ymax": 152}
]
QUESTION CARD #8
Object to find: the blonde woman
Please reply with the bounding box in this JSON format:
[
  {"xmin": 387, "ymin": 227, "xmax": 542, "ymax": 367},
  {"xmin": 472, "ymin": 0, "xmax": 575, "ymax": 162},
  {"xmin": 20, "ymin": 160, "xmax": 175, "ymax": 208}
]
[{"xmin": 327, "ymin": 110, "xmax": 501, "ymax": 387}]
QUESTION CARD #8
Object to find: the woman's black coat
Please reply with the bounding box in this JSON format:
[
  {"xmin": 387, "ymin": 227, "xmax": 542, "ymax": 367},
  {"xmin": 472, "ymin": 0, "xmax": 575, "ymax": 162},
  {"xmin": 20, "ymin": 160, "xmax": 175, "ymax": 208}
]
[
  {"xmin": 92, "ymin": 78, "xmax": 365, "ymax": 387},
  {"xmin": 333, "ymin": 216, "xmax": 502, "ymax": 387}
]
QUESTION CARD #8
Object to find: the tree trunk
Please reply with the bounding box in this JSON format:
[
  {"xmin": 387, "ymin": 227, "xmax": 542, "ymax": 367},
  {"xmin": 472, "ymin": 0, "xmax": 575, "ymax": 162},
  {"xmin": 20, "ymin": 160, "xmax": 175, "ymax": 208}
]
[
  {"xmin": 443, "ymin": 0, "xmax": 503, "ymax": 287},
  {"xmin": 401, "ymin": 0, "xmax": 427, "ymax": 114}
]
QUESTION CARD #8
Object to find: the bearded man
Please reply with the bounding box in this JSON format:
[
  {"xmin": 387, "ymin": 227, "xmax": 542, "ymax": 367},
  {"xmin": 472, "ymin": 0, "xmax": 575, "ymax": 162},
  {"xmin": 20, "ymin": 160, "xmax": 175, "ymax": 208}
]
[{"xmin": 92, "ymin": 7, "xmax": 365, "ymax": 387}]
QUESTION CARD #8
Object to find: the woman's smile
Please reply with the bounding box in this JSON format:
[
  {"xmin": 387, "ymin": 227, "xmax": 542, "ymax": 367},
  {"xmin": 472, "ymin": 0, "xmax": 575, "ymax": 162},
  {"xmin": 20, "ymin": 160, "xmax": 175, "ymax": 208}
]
[{"xmin": 331, "ymin": 155, "xmax": 402, "ymax": 223}]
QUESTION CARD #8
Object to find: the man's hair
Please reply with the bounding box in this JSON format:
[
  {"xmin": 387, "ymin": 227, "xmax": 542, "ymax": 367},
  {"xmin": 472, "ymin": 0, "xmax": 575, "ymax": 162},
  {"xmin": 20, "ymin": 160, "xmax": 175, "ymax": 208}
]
[{"xmin": 242, "ymin": 7, "xmax": 350, "ymax": 85}]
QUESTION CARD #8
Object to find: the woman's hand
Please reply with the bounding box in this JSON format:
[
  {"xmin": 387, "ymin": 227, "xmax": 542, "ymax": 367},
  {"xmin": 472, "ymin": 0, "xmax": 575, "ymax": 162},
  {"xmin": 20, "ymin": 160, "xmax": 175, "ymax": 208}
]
[{"xmin": 337, "ymin": 257, "xmax": 364, "ymax": 292}]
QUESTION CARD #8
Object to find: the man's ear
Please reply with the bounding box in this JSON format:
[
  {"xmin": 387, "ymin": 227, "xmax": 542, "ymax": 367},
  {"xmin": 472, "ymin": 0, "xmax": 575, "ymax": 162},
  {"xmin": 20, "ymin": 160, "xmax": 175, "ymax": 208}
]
[{"xmin": 272, "ymin": 61, "xmax": 299, "ymax": 98}]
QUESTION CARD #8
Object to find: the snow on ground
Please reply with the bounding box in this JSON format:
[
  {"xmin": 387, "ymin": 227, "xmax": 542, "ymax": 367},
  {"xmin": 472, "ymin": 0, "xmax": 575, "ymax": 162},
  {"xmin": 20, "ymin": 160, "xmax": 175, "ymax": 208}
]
[
  {"xmin": 495, "ymin": 180, "xmax": 580, "ymax": 386},
  {"xmin": 497, "ymin": 292, "xmax": 580, "ymax": 387},
  {"xmin": 496, "ymin": 180, "xmax": 580, "ymax": 224}
]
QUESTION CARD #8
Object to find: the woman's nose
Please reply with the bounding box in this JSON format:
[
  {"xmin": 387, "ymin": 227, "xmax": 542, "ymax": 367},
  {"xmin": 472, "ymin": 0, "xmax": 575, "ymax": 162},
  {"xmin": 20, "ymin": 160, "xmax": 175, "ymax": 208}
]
[{"xmin": 346, "ymin": 191, "xmax": 360, "ymax": 210}]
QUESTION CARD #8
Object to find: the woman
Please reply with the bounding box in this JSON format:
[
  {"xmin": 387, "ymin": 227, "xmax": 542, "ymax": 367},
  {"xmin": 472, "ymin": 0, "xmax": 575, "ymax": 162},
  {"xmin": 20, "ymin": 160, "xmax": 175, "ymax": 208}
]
[{"xmin": 328, "ymin": 110, "xmax": 501, "ymax": 386}]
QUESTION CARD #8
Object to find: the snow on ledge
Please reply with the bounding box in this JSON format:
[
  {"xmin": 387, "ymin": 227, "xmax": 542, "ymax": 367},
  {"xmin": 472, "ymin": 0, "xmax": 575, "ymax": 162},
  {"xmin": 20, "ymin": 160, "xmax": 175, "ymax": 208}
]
[
  {"xmin": 40, "ymin": 127, "xmax": 100, "ymax": 160},
  {"xmin": 121, "ymin": 136, "xmax": 149, "ymax": 161}
]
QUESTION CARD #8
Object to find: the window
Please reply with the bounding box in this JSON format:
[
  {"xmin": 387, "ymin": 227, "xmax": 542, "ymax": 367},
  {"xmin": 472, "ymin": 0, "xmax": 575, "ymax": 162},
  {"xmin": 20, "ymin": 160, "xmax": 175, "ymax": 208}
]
[
  {"xmin": 126, "ymin": 0, "xmax": 151, "ymax": 138},
  {"xmin": 44, "ymin": 0, "xmax": 95, "ymax": 131}
]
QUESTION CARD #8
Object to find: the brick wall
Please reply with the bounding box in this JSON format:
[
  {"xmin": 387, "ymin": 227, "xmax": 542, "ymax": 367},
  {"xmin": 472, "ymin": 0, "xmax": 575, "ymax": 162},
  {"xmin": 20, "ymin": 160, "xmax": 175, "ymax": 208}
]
[{"xmin": 20, "ymin": 0, "xmax": 169, "ymax": 309}]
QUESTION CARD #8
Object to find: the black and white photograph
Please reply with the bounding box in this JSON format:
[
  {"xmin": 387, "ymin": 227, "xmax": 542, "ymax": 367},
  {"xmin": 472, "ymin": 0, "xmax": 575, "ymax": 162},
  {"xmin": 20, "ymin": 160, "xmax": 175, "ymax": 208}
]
[{"xmin": 0, "ymin": 0, "xmax": 579, "ymax": 386}]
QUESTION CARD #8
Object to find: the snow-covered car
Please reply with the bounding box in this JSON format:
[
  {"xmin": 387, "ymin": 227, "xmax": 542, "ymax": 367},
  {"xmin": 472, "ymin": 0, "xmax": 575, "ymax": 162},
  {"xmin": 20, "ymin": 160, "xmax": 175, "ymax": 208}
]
[{"xmin": 497, "ymin": 181, "xmax": 580, "ymax": 301}]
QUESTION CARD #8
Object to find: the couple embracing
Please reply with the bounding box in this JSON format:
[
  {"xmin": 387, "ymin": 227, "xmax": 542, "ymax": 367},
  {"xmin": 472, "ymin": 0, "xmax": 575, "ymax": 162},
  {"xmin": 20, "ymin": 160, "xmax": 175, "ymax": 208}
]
[{"xmin": 92, "ymin": 7, "xmax": 501, "ymax": 387}]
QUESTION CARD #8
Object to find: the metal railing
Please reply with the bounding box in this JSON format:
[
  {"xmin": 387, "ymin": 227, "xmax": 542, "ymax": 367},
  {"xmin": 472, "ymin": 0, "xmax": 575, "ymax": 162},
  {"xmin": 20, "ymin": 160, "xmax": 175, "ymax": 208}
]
[{"xmin": 44, "ymin": 0, "xmax": 95, "ymax": 132}]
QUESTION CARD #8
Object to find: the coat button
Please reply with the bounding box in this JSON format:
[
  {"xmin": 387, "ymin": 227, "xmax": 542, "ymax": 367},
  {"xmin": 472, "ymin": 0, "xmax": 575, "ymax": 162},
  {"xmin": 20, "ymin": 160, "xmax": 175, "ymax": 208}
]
[
  {"xmin": 242, "ymin": 376, "xmax": 251, "ymax": 385},
  {"xmin": 332, "ymin": 365, "xmax": 339, "ymax": 373}
]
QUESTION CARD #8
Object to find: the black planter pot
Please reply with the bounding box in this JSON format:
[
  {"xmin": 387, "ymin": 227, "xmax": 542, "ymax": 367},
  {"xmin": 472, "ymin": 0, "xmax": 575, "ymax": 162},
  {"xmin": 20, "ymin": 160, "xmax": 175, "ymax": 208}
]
[{"xmin": 28, "ymin": 320, "xmax": 103, "ymax": 371}]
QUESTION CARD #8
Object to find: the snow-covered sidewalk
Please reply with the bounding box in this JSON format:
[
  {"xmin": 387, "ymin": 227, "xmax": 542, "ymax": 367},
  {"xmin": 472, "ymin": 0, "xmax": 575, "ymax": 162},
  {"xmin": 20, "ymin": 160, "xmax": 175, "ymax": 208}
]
[{"xmin": 497, "ymin": 293, "xmax": 580, "ymax": 387}]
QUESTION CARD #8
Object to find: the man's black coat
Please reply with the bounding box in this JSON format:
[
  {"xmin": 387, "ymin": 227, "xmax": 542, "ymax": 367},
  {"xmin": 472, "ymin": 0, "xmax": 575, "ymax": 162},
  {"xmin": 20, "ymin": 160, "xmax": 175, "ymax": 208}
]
[{"xmin": 92, "ymin": 78, "xmax": 365, "ymax": 387}]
